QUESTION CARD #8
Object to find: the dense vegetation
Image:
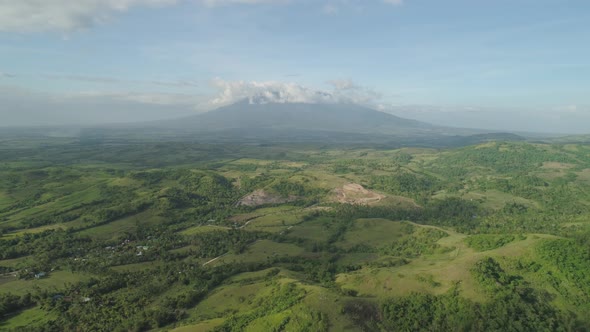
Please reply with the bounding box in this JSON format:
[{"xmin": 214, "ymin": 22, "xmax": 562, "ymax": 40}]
[
  {"xmin": 0, "ymin": 138, "xmax": 589, "ymax": 331},
  {"xmin": 464, "ymin": 234, "xmax": 518, "ymax": 251}
]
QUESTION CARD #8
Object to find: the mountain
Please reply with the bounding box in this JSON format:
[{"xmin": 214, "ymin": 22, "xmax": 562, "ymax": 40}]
[
  {"xmin": 159, "ymin": 100, "xmax": 433, "ymax": 135},
  {"xmin": 73, "ymin": 100, "xmax": 525, "ymax": 147}
]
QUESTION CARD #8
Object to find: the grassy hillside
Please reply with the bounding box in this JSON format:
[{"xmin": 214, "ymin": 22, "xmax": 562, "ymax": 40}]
[{"xmin": 1, "ymin": 139, "xmax": 589, "ymax": 331}]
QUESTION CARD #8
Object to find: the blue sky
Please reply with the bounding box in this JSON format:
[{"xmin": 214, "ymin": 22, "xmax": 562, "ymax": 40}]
[{"xmin": 1, "ymin": 0, "xmax": 589, "ymax": 133}]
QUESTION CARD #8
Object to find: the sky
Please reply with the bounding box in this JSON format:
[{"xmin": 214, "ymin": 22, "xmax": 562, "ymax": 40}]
[{"xmin": 0, "ymin": 0, "xmax": 589, "ymax": 133}]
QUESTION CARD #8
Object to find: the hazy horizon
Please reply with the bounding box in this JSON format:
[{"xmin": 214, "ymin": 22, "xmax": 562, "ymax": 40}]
[{"xmin": 1, "ymin": 0, "xmax": 589, "ymax": 134}]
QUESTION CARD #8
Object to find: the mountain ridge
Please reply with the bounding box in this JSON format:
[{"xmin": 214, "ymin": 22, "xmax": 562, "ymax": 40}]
[{"xmin": 157, "ymin": 99, "xmax": 434, "ymax": 134}]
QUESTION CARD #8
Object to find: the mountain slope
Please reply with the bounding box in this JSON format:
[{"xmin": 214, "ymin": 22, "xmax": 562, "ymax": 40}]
[
  {"xmin": 160, "ymin": 100, "xmax": 432, "ymax": 134},
  {"xmin": 74, "ymin": 100, "xmax": 524, "ymax": 146}
]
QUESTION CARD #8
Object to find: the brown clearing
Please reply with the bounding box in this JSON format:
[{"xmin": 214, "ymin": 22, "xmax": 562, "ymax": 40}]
[
  {"xmin": 332, "ymin": 183, "xmax": 386, "ymax": 205},
  {"xmin": 236, "ymin": 190, "xmax": 296, "ymax": 207}
]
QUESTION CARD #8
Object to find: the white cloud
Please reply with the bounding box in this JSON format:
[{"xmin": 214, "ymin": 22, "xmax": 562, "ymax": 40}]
[
  {"xmin": 65, "ymin": 90, "xmax": 205, "ymax": 106},
  {"xmin": 42, "ymin": 73, "xmax": 200, "ymax": 87},
  {"xmin": 322, "ymin": 4, "xmax": 339, "ymax": 15},
  {"xmin": 0, "ymin": 0, "xmax": 179, "ymax": 32},
  {"xmin": 327, "ymin": 78, "xmax": 358, "ymax": 90},
  {"xmin": 0, "ymin": 0, "xmax": 287, "ymax": 32},
  {"xmin": 328, "ymin": 78, "xmax": 382, "ymax": 103},
  {"xmin": 0, "ymin": 85, "xmax": 202, "ymax": 126},
  {"xmin": 554, "ymin": 104, "xmax": 578, "ymax": 113},
  {"xmin": 200, "ymin": 0, "xmax": 286, "ymax": 6},
  {"xmin": 0, "ymin": 71, "xmax": 15, "ymax": 78},
  {"xmin": 321, "ymin": 0, "xmax": 403, "ymax": 16},
  {"xmin": 209, "ymin": 78, "xmax": 382, "ymax": 107},
  {"xmin": 118, "ymin": 92, "xmax": 204, "ymax": 105},
  {"xmin": 563, "ymin": 105, "xmax": 578, "ymax": 113},
  {"xmin": 0, "ymin": 0, "xmax": 404, "ymax": 32},
  {"xmin": 209, "ymin": 79, "xmax": 335, "ymax": 106},
  {"xmin": 383, "ymin": 0, "xmax": 403, "ymax": 5},
  {"xmin": 553, "ymin": 104, "xmax": 590, "ymax": 114}
]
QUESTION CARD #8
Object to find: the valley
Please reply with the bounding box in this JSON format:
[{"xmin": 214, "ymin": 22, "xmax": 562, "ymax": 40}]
[{"xmin": 0, "ymin": 139, "xmax": 589, "ymax": 331}]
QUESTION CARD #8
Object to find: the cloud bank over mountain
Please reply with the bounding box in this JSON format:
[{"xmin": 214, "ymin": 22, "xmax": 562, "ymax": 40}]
[{"xmin": 208, "ymin": 79, "xmax": 382, "ymax": 107}]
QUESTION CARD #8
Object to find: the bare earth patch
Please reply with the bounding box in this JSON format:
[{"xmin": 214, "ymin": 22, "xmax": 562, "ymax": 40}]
[
  {"xmin": 331, "ymin": 183, "xmax": 386, "ymax": 205},
  {"xmin": 541, "ymin": 162, "xmax": 575, "ymax": 169},
  {"xmin": 236, "ymin": 190, "xmax": 296, "ymax": 207},
  {"xmin": 577, "ymin": 169, "xmax": 590, "ymax": 182}
]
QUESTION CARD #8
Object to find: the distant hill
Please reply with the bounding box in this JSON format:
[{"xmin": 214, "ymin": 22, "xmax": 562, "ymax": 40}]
[
  {"xmin": 0, "ymin": 100, "xmax": 523, "ymax": 147},
  {"xmin": 158, "ymin": 100, "xmax": 433, "ymax": 135},
  {"xmin": 548, "ymin": 134, "xmax": 590, "ymax": 144},
  {"xmin": 65, "ymin": 100, "xmax": 528, "ymax": 147}
]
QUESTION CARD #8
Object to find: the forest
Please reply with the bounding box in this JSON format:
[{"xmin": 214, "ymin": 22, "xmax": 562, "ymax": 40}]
[{"xmin": 0, "ymin": 138, "xmax": 589, "ymax": 331}]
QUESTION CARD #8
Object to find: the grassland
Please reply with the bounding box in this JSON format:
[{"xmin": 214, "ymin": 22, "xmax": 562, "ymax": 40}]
[
  {"xmin": 0, "ymin": 271, "xmax": 93, "ymax": 295},
  {"xmin": 335, "ymin": 227, "xmax": 555, "ymax": 302},
  {"xmin": 0, "ymin": 307, "xmax": 57, "ymax": 330},
  {"xmin": 1, "ymin": 139, "xmax": 590, "ymax": 331},
  {"xmin": 336, "ymin": 219, "xmax": 410, "ymax": 250},
  {"xmin": 209, "ymin": 240, "xmax": 306, "ymax": 267}
]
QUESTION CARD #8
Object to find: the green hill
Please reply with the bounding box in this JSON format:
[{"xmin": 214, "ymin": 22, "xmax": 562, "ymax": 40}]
[{"xmin": 1, "ymin": 139, "xmax": 589, "ymax": 331}]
